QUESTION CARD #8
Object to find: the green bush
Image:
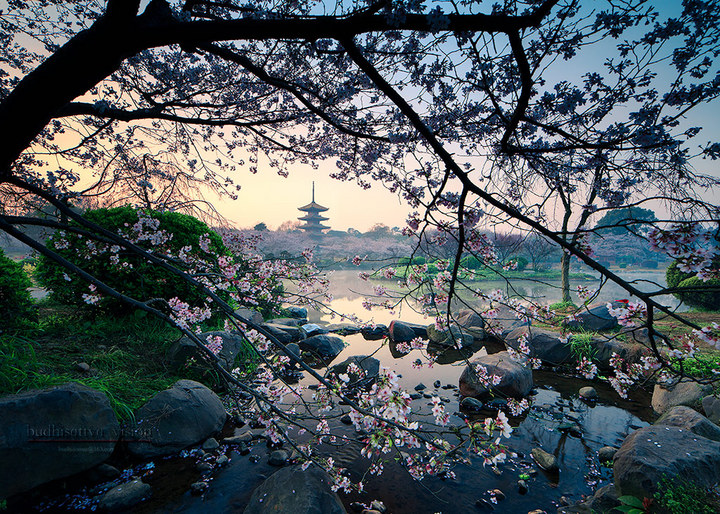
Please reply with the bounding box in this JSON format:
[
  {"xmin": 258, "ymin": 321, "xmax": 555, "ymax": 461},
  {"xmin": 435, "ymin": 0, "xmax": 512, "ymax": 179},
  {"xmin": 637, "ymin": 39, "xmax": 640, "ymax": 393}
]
[
  {"xmin": 666, "ymin": 260, "xmax": 693, "ymax": 289},
  {"xmin": 509, "ymin": 256, "xmax": 528, "ymax": 271},
  {"xmin": 676, "ymin": 276, "xmax": 720, "ymax": 311},
  {"xmin": 36, "ymin": 206, "xmax": 230, "ymax": 314},
  {"xmin": 0, "ymin": 248, "xmax": 37, "ymax": 331}
]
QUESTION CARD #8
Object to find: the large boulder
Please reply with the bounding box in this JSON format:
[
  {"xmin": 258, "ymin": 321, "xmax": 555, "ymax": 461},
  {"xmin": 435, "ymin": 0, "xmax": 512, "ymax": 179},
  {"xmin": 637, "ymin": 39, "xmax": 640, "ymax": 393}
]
[
  {"xmin": 260, "ymin": 323, "xmax": 294, "ymax": 345},
  {"xmin": 360, "ymin": 324, "xmax": 388, "ymax": 340},
  {"xmin": 0, "ymin": 382, "xmax": 119, "ymax": 499},
  {"xmin": 613, "ymin": 425, "xmax": 720, "ymax": 499},
  {"xmin": 235, "ymin": 308, "xmax": 263, "ymax": 325},
  {"xmin": 167, "ymin": 331, "xmax": 246, "ymax": 371},
  {"xmin": 651, "ymin": 379, "xmax": 713, "ymax": 415},
  {"xmin": 326, "ymin": 323, "xmax": 362, "ymax": 335},
  {"xmin": 328, "ymin": 355, "xmax": 380, "ymax": 386},
  {"xmin": 454, "ymin": 309, "xmax": 487, "ymax": 340},
  {"xmin": 702, "ymin": 395, "xmax": 720, "ymax": 424},
  {"xmin": 270, "ymin": 317, "xmax": 305, "ymax": 327},
  {"xmin": 655, "ymin": 405, "xmax": 720, "ymax": 442},
  {"xmin": 426, "ymin": 324, "xmax": 474, "ymax": 348},
  {"xmin": 298, "ymin": 335, "xmax": 346, "ymax": 360},
  {"xmin": 243, "ymin": 465, "xmax": 347, "ymax": 514},
  {"xmin": 262, "ymin": 323, "xmax": 302, "ymax": 343},
  {"xmin": 388, "ymin": 320, "xmax": 427, "ymax": 343},
  {"xmin": 459, "ymin": 351, "xmax": 533, "ymax": 399},
  {"xmin": 592, "ymin": 338, "xmax": 648, "ymax": 371},
  {"xmin": 300, "ymin": 323, "xmax": 329, "ymax": 338},
  {"xmin": 504, "ymin": 326, "xmax": 575, "ymax": 366},
  {"xmin": 286, "ymin": 306, "xmax": 308, "ymax": 319},
  {"xmin": 99, "ymin": 479, "xmax": 151, "ymax": 512},
  {"xmin": 564, "ymin": 301, "xmax": 623, "ymax": 332},
  {"xmin": 126, "ymin": 380, "xmax": 226, "ymax": 458}
]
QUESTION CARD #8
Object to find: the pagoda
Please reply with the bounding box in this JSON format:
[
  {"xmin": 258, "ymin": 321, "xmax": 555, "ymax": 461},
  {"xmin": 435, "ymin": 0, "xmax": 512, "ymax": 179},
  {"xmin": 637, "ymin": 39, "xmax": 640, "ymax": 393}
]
[{"xmin": 298, "ymin": 182, "xmax": 330, "ymax": 236}]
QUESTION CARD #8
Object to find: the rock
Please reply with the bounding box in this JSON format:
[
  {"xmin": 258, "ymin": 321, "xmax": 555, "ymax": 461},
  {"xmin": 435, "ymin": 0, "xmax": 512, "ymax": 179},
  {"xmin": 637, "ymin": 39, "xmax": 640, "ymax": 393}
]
[
  {"xmin": 490, "ymin": 488, "xmax": 505, "ymax": 501},
  {"xmin": 326, "ymin": 323, "xmax": 362, "ymax": 335},
  {"xmin": 518, "ymin": 480, "xmax": 529, "ymax": 494},
  {"xmin": 269, "ymin": 449, "xmax": 288, "ymax": 466},
  {"xmin": 475, "ymin": 498, "xmax": 495, "ymax": 511},
  {"xmin": 89, "ymin": 463, "xmax": 121, "ymax": 482},
  {"xmin": 455, "ymin": 309, "xmax": 486, "ymax": 330},
  {"xmin": 613, "ymin": 425, "xmax": 720, "ymax": 499},
  {"xmin": 505, "ymin": 326, "xmax": 575, "ymax": 366},
  {"xmin": 271, "ymin": 317, "xmax": 305, "ymax": 327},
  {"xmin": 167, "ymin": 331, "xmax": 247, "ymax": 370},
  {"xmin": 197, "ymin": 461, "xmax": 213, "ymax": 472},
  {"xmin": 531, "ymin": 448, "xmax": 559, "ymax": 472},
  {"xmin": 243, "ymin": 465, "xmax": 347, "ymax": 514},
  {"xmin": 216, "ymin": 454, "xmax": 229, "ymax": 466},
  {"xmin": 285, "ymin": 342, "xmax": 303, "ymax": 363},
  {"xmin": 703, "ymin": 395, "xmax": 720, "ymax": 424},
  {"xmin": 262, "ymin": 323, "xmax": 302, "ymax": 343},
  {"xmin": 259, "ymin": 323, "xmax": 294, "ymax": 345},
  {"xmin": 202, "ymin": 437, "xmax": 219, "ymax": 451},
  {"xmin": 0, "ymin": 382, "xmax": 120, "ymax": 499},
  {"xmin": 426, "ymin": 324, "xmax": 474, "ymax": 348},
  {"xmin": 592, "ymin": 338, "xmax": 648, "ymax": 371},
  {"xmin": 459, "ymin": 351, "xmax": 533, "ymax": 399},
  {"xmin": 286, "ymin": 306, "xmax": 308, "ymax": 319},
  {"xmin": 75, "ymin": 362, "xmax": 91, "ymax": 373},
  {"xmin": 460, "ymin": 397, "xmax": 484, "ymax": 411},
  {"xmin": 361, "ymin": 324, "xmax": 388, "ymax": 340},
  {"xmin": 564, "ymin": 301, "xmax": 623, "ymax": 332},
  {"xmin": 126, "ymin": 380, "xmax": 226, "ymax": 458},
  {"xmin": 388, "ymin": 320, "xmax": 427, "ymax": 343},
  {"xmin": 235, "ymin": 307, "xmax": 263, "ymax": 324},
  {"xmin": 434, "ymin": 380, "xmax": 442, "ymax": 388},
  {"xmin": 655, "ymin": 405, "xmax": 720, "ymax": 442},
  {"xmin": 415, "ymin": 383, "xmax": 427, "ymax": 391},
  {"xmin": 190, "ymin": 481, "xmax": 209, "ymax": 495},
  {"xmin": 299, "ymin": 334, "xmax": 346, "ymax": 360},
  {"xmin": 370, "ymin": 500, "xmax": 386, "ymax": 512},
  {"xmin": 223, "ymin": 430, "xmax": 253, "ymax": 445},
  {"xmin": 301, "ymin": 323, "xmax": 329, "ymax": 338},
  {"xmin": 99, "ymin": 479, "xmax": 151, "ymax": 512},
  {"xmin": 578, "ymin": 386, "xmax": 597, "ymax": 400},
  {"xmin": 651, "ymin": 379, "xmax": 712, "ymax": 414},
  {"xmin": 340, "ymin": 414, "xmax": 352, "ymax": 425},
  {"xmin": 598, "ymin": 446, "xmax": 618, "ymax": 464},
  {"xmin": 587, "ymin": 484, "xmax": 620, "ymax": 513},
  {"xmin": 329, "ymin": 355, "xmax": 380, "ymax": 384}
]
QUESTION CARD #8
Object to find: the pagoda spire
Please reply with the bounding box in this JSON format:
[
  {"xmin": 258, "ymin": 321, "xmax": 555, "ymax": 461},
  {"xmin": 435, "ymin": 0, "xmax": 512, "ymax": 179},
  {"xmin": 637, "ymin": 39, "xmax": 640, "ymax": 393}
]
[{"xmin": 298, "ymin": 183, "xmax": 329, "ymax": 236}]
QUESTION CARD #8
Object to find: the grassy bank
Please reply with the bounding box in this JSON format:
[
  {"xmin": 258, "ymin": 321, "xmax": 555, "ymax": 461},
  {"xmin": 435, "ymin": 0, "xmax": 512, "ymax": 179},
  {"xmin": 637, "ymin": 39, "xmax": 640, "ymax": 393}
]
[{"xmin": 0, "ymin": 301, "xmax": 222, "ymax": 420}]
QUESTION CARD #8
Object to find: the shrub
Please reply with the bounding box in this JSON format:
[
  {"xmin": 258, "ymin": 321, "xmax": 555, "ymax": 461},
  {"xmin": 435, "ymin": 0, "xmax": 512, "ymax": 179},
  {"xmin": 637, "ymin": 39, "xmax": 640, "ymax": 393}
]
[
  {"xmin": 36, "ymin": 206, "xmax": 230, "ymax": 314},
  {"xmin": 509, "ymin": 256, "xmax": 528, "ymax": 271},
  {"xmin": 675, "ymin": 276, "xmax": 720, "ymax": 311},
  {"xmin": 0, "ymin": 249, "xmax": 37, "ymax": 331}
]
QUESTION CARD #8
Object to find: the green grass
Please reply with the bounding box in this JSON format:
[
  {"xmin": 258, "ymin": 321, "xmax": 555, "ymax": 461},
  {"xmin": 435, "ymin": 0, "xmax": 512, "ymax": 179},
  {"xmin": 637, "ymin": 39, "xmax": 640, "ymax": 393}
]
[
  {"xmin": 654, "ymin": 476, "xmax": 720, "ymax": 514},
  {"xmin": 0, "ymin": 303, "xmax": 228, "ymax": 420},
  {"xmin": 549, "ymin": 300, "xmax": 577, "ymax": 311},
  {"xmin": 567, "ymin": 332, "xmax": 598, "ymax": 360},
  {"xmin": 670, "ymin": 351, "xmax": 720, "ymax": 380}
]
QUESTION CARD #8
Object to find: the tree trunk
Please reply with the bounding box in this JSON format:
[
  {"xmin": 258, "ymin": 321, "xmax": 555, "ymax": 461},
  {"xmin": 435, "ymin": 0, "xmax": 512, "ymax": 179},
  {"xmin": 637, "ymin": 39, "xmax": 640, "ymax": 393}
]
[{"xmin": 560, "ymin": 250, "xmax": 571, "ymax": 303}]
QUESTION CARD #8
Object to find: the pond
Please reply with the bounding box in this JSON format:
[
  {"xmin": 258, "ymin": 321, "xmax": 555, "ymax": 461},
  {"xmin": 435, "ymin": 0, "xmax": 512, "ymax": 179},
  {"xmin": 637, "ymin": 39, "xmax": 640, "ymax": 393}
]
[{"xmin": 7, "ymin": 269, "xmax": 666, "ymax": 513}]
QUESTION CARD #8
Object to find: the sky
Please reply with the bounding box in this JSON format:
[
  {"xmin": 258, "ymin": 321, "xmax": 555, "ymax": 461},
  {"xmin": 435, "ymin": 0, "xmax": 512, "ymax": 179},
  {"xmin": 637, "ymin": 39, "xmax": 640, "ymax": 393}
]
[{"xmin": 213, "ymin": 161, "xmax": 411, "ymax": 232}]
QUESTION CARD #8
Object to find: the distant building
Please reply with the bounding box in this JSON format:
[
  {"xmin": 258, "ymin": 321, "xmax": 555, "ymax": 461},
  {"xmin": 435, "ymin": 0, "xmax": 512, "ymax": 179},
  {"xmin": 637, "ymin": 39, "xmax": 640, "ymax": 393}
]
[{"xmin": 297, "ymin": 182, "xmax": 329, "ymax": 236}]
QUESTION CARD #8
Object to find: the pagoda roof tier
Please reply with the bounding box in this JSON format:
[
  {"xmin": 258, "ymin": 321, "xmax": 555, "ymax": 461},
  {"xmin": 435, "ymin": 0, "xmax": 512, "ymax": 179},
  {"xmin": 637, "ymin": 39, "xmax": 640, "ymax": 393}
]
[
  {"xmin": 298, "ymin": 201, "xmax": 328, "ymax": 212},
  {"xmin": 298, "ymin": 214, "xmax": 329, "ymax": 222},
  {"xmin": 299, "ymin": 223, "xmax": 330, "ymax": 230}
]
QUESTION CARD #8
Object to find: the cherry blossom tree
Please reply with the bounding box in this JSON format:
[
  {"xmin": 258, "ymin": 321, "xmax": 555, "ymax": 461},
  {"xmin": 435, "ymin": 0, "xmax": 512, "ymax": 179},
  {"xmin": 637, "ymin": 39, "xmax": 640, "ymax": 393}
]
[{"xmin": 1, "ymin": 0, "xmax": 720, "ymax": 493}]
